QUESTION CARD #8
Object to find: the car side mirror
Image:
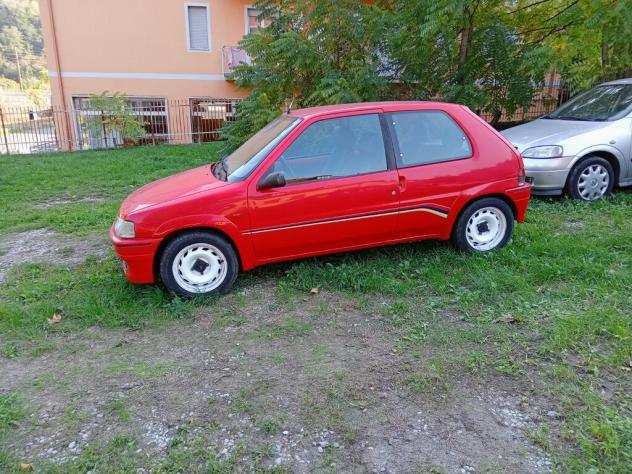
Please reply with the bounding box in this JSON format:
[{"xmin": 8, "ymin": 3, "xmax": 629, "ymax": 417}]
[{"xmin": 258, "ymin": 171, "xmax": 286, "ymax": 190}]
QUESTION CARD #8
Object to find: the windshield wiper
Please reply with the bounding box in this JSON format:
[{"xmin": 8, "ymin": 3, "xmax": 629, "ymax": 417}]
[{"xmin": 553, "ymin": 116, "xmax": 602, "ymax": 122}]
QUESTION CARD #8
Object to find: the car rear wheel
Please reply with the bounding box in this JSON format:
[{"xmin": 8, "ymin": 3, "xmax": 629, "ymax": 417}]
[
  {"xmin": 567, "ymin": 157, "xmax": 614, "ymax": 201},
  {"xmin": 159, "ymin": 231, "xmax": 239, "ymax": 297},
  {"xmin": 452, "ymin": 198, "xmax": 514, "ymax": 253}
]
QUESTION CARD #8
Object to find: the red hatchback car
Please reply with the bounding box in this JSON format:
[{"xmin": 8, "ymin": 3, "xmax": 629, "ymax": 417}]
[{"xmin": 111, "ymin": 102, "xmax": 531, "ymax": 297}]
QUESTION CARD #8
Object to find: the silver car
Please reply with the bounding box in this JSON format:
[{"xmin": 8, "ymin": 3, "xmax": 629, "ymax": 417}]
[{"xmin": 502, "ymin": 78, "xmax": 632, "ymax": 201}]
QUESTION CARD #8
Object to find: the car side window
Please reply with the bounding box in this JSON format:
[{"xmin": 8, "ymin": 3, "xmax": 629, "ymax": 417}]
[
  {"xmin": 391, "ymin": 111, "xmax": 472, "ymax": 167},
  {"xmin": 271, "ymin": 114, "xmax": 387, "ymax": 183}
]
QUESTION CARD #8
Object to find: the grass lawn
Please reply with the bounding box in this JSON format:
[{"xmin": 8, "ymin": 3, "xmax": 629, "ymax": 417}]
[{"xmin": 0, "ymin": 144, "xmax": 630, "ymax": 472}]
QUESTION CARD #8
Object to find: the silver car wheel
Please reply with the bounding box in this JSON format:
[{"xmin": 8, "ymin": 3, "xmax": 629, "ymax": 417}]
[
  {"xmin": 577, "ymin": 164, "xmax": 609, "ymax": 201},
  {"xmin": 172, "ymin": 243, "xmax": 228, "ymax": 294},
  {"xmin": 465, "ymin": 207, "xmax": 507, "ymax": 251}
]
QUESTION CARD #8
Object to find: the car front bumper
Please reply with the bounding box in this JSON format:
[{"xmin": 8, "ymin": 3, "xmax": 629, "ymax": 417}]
[
  {"xmin": 109, "ymin": 227, "xmax": 161, "ymax": 284},
  {"xmin": 523, "ymin": 156, "xmax": 574, "ymax": 195}
]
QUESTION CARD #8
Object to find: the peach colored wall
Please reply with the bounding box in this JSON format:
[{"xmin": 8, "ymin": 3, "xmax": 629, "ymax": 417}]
[{"xmin": 39, "ymin": 0, "xmax": 253, "ymax": 108}]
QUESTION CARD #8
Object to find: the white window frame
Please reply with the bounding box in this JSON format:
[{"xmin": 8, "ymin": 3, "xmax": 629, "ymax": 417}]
[
  {"xmin": 185, "ymin": 2, "xmax": 212, "ymax": 52},
  {"xmin": 244, "ymin": 5, "xmax": 260, "ymax": 35}
]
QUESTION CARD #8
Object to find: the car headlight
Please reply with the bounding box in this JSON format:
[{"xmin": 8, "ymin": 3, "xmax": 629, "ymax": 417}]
[
  {"xmin": 114, "ymin": 217, "xmax": 135, "ymax": 238},
  {"xmin": 521, "ymin": 145, "xmax": 564, "ymax": 159}
]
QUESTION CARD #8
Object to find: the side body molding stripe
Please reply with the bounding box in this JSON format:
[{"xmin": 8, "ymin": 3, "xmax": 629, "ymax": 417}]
[{"xmin": 247, "ymin": 205, "xmax": 449, "ymax": 235}]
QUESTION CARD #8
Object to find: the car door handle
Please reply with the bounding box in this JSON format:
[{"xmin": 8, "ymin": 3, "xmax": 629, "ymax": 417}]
[{"xmin": 398, "ymin": 175, "xmax": 407, "ymax": 191}]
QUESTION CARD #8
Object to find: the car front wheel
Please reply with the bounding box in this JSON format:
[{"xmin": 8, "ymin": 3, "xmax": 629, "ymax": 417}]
[
  {"xmin": 452, "ymin": 198, "xmax": 514, "ymax": 253},
  {"xmin": 159, "ymin": 231, "xmax": 239, "ymax": 297},
  {"xmin": 567, "ymin": 156, "xmax": 614, "ymax": 201}
]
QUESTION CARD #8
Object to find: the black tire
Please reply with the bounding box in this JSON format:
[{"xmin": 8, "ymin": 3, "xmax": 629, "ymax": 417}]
[
  {"xmin": 452, "ymin": 197, "xmax": 514, "ymax": 253},
  {"xmin": 566, "ymin": 156, "xmax": 614, "ymax": 201},
  {"xmin": 159, "ymin": 231, "xmax": 239, "ymax": 298}
]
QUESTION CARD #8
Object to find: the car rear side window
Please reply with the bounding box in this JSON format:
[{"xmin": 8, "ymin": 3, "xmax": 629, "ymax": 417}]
[
  {"xmin": 272, "ymin": 114, "xmax": 388, "ymax": 183},
  {"xmin": 390, "ymin": 111, "xmax": 472, "ymax": 167}
]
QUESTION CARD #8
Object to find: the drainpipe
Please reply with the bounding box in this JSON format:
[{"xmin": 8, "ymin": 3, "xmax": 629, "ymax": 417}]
[{"xmin": 46, "ymin": 0, "xmax": 73, "ymax": 150}]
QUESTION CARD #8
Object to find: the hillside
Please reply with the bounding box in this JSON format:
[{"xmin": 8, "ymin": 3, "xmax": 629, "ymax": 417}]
[{"xmin": 0, "ymin": 0, "xmax": 45, "ymax": 86}]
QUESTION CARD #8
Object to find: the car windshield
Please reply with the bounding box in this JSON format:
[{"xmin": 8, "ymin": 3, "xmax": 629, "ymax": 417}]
[
  {"xmin": 546, "ymin": 84, "xmax": 632, "ymax": 121},
  {"xmin": 213, "ymin": 115, "xmax": 301, "ymax": 182}
]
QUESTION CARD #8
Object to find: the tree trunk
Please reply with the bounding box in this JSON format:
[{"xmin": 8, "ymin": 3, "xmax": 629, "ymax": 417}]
[
  {"xmin": 491, "ymin": 109, "xmax": 502, "ymax": 127},
  {"xmin": 459, "ymin": 25, "xmax": 472, "ymax": 68},
  {"xmin": 601, "ymin": 38, "xmax": 609, "ymax": 73}
]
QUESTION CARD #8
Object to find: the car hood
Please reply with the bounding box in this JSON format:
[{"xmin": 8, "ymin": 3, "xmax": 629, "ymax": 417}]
[
  {"xmin": 501, "ymin": 119, "xmax": 613, "ymax": 152},
  {"xmin": 120, "ymin": 164, "xmax": 228, "ymax": 216}
]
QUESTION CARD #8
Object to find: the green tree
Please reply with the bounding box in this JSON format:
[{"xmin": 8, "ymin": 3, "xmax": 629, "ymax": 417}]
[
  {"xmin": 513, "ymin": 0, "xmax": 632, "ymax": 90},
  {"xmin": 85, "ymin": 93, "xmax": 146, "ymax": 146},
  {"xmin": 221, "ymin": 0, "xmax": 390, "ymax": 150},
  {"xmin": 0, "ymin": 0, "xmax": 45, "ymax": 86},
  {"xmin": 221, "ymin": 0, "xmax": 630, "ymax": 147},
  {"xmin": 382, "ymin": 0, "xmax": 551, "ymax": 123}
]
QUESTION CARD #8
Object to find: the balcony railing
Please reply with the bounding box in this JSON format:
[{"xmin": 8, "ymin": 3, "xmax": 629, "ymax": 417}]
[{"xmin": 222, "ymin": 46, "xmax": 252, "ymax": 78}]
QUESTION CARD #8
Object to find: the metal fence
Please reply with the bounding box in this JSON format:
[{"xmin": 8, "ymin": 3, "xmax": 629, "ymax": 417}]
[
  {"xmin": 0, "ymin": 98, "xmax": 243, "ymax": 155},
  {"xmin": 478, "ymin": 77, "xmax": 568, "ymax": 126},
  {"xmin": 0, "ymin": 84, "xmax": 569, "ymax": 155}
]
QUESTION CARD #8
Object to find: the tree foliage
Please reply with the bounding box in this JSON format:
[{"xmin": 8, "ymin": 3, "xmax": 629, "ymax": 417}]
[
  {"xmin": 221, "ymin": 0, "xmax": 390, "ymax": 150},
  {"xmin": 222, "ymin": 0, "xmax": 631, "ymax": 148},
  {"xmin": 0, "ymin": 0, "xmax": 45, "ymax": 86},
  {"xmin": 514, "ymin": 0, "xmax": 632, "ymax": 90},
  {"xmin": 382, "ymin": 0, "xmax": 551, "ymax": 122},
  {"xmin": 85, "ymin": 93, "xmax": 146, "ymax": 144}
]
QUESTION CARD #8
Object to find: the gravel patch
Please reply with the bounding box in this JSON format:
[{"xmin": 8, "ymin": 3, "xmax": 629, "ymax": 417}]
[
  {"xmin": 32, "ymin": 196, "xmax": 107, "ymax": 210},
  {"xmin": 0, "ymin": 228, "xmax": 109, "ymax": 283},
  {"xmin": 0, "ymin": 284, "xmax": 555, "ymax": 472}
]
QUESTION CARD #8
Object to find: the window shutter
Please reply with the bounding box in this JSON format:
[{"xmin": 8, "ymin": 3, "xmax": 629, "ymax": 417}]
[{"xmin": 188, "ymin": 6, "xmax": 209, "ymax": 51}]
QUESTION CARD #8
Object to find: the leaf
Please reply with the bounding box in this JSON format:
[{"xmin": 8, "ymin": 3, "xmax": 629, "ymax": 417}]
[
  {"xmin": 48, "ymin": 311, "xmax": 63, "ymax": 324},
  {"xmin": 19, "ymin": 463, "xmax": 33, "ymax": 471},
  {"xmin": 309, "ymin": 287, "xmax": 319, "ymax": 295}
]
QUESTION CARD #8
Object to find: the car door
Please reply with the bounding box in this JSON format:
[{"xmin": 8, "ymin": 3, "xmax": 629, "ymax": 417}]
[
  {"xmin": 388, "ymin": 110, "xmax": 475, "ymax": 238},
  {"xmin": 247, "ymin": 112, "xmax": 400, "ymax": 262}
]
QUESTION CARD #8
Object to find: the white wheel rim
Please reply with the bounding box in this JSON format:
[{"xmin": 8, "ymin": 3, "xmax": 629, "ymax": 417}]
[
  {"xmin": 172, "ymin": 243, "xmax": 228, "ymax": 294},
  {"xmin": 466, "ymin": 207, "xmax": 507, "ymax": 251},
  {"xmin": 578, "ymin": 164, "xmax": 609, "ymax": 201}
]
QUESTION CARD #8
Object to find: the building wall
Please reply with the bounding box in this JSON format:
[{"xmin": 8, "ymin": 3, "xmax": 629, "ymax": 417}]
[{"xmin": 39, "ymin": 0, "xmax": 252, "ymax": 108}]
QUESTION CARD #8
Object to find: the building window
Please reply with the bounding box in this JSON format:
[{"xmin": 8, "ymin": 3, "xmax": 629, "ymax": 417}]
[
  {"xmin": 73, "ymin": 96, "xmax": 168, "ymax": 149},
  {"xmin": 190, "ymin": 98, "xmax": 240, "ymax": 142},
  {"xmin": 186, "ymin": 4, "xmax": 211, "ymax": 51},
  {"xmin": 246, "ymin": 7, "xmax": 269, "ymax": 34}
]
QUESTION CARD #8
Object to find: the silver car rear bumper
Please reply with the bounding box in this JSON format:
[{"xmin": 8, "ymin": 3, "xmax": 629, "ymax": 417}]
[{"xmin": 523, "ymin": 156, "xmax": 574, "ymax": 195}]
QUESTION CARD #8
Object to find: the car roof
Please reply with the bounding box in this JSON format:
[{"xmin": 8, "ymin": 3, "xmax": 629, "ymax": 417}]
[
  {"xmin": 601, "ymin": 77, "xmax": 632, "ymax": 86},
  {"xmin": 288, "ymin": 101, "xmax": 464, "ymax": 119}
]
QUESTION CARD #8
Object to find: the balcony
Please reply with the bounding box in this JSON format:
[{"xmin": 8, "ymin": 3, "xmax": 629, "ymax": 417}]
[{"xmin": 222, "ymin": 46, "xmax": 252, "ymax": 79}]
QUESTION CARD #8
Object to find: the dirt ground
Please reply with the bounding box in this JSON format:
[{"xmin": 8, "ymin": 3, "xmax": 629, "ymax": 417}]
[
  {"xmin": 0, "ymin": 229, "xmax": 108, "ymax": 283},
  {"xmin": 1, "ymin": 280, "xmax": 554, "ymax": 472}
]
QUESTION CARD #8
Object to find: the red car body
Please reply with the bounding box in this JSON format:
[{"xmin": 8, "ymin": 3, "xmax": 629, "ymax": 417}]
[{"xmin": 111, "ymin": 101, "xmax": 531, "ymax": 286}]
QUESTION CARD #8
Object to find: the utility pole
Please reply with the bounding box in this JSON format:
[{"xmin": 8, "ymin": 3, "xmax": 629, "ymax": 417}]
[
  {"xmin": 14, "ymin": 47, "xmax": 23, "ymax": 90},
  {"xmin": 0, "ymin": 107, "xmax": 9, "ymax": 154}
]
